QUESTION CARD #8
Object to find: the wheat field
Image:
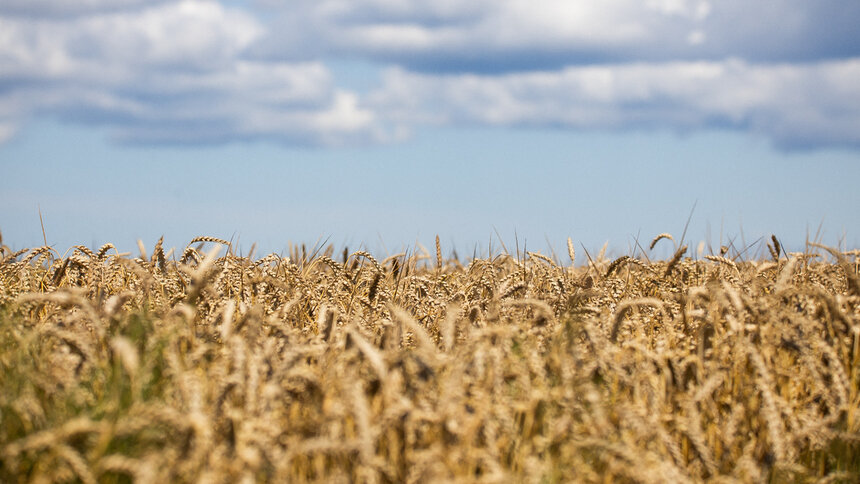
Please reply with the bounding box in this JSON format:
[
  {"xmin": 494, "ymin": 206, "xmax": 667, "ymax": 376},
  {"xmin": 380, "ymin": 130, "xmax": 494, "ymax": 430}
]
[{"xmin": 1, "ymin": 233, "xmax": 858, "ymax": 483}]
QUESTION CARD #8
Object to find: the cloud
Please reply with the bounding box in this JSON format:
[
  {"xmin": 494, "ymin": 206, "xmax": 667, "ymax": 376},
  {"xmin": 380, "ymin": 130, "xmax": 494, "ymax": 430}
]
[
  {"xmin": 250, "ymin": 0, "xmax": 860, "ymax": 71},
  {"xmin": 0, "ymin": 0, "xmax": 384, "ymax": 146},
  {"xmin": 0, "ymin": 0, "xmax": 171, "ymax": 18},
  {"xmin": 249, "ymin": 0, "xmax": 700, "ymax": 70},
  {"xmin": 0, "ymin": 0, "xmax": 858, "ymax": 150},
  {"xmin": 0, "ymin": 121, "xmax": 16, "ymax": 144},
  {"xmin": 369, "ymin": 59, "xmax": 860, "ymax": 150},
  {"xmin": 0, "ymin": 2, "xmax": 261, "ymax": 78},
  {"xmin": 246, "ymin": 0, "xmax": 860, "ymax": 150}
]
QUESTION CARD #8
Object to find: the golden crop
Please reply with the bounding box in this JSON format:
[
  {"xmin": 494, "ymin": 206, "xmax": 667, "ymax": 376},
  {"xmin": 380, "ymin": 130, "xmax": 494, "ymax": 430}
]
[{"xmin": 1, "ymin": 234, "xmax": 858, "ymax": 483}]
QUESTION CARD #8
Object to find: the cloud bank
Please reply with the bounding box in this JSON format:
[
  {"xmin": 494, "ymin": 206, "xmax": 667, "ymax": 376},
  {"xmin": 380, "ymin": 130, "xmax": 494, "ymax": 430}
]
[
  {"xmin": 0, "ymin": 1, "xmax": 384, "ymax": 146},
  {"xmin": 251, "ymin": 0, "xmax": 860, "ymax": 69},
  {"xmin": 369, "ymin": 59, "xmax": 860, "ymax": 150},
  {"xmin": 0, "ymin": 0, "xmax": 858, "ymax": 149}
]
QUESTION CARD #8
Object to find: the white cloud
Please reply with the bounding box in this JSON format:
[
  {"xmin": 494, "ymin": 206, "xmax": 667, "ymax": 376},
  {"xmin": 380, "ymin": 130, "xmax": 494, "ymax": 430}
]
[
  {"xmin": 0, "ymin": 1, "xmax": 384, "ymax": 146},
  {"xmin": 645, "ymin": 0, "xmax": 710, "ymax": 19},
  {"xmin": 0, "ymin": 122, "xmax": 16, "ymax": 144},
  {"xmin": 248, "ymin": 0, "xmax": 710, "ymax": 66},
  {"xmin": 369, "ymin": 59, "xmax": 860, "ymax": 150},
  {"xmin": 1, "ymin": 0, "xmax": 858, "ymax": 150},
  {"xmin": 0, "ymin": 2, "xmax": 262, "ymax": 81},
  {"xmin": 687, "ymin": 30, "xmax": 705, "ymax": 46},
  {"xmin": 249, "ymin": 0, "xmax": 860, "ymax": 150}
]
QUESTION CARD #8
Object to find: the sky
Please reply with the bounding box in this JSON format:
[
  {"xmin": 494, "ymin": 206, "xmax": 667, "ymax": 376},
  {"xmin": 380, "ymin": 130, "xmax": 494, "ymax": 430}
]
[{"xmin": 1, "ymin": 0, "xmax": 859, "ymax": 260}]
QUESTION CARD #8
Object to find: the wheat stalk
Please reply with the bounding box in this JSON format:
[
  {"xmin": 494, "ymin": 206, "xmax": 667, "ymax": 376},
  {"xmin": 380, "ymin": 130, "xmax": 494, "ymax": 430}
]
[
  {"xmin": 649, "ymin": 233, "xmax": 674, "ymax": 250},
  {"xmin": 705, "ymin": 255, "xmax": 738, "ymax": 272}
]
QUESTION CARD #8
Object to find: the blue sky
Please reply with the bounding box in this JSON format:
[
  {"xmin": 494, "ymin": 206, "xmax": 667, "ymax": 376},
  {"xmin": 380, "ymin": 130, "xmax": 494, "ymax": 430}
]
[{"xmin": 1, "ymin": 0, "xmax": 858, "ymax": 259}]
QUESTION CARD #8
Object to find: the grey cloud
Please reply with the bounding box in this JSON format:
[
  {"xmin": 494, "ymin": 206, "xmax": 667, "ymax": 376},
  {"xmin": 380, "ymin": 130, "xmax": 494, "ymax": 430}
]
[
  {"xmin": 249, "ymin": 0, "xmax": 860, "ymax": 72},
  {"xmin": 368, "ymin": 59, "xmax": 860, "ymax": 150},
  {"xmin": 696, "ymin": 1, "xmax": 860, "ymax": 62},
  {"xmin": 0, "ymin": 0, "xmax": 173, "ymax": 18}
]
